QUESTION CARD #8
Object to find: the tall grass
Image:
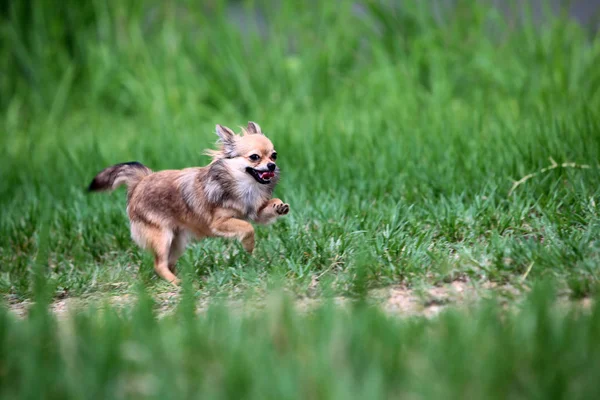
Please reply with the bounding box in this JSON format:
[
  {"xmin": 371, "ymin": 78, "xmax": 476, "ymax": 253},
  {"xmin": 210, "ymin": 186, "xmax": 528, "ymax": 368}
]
[{"xmin": 1, "ymin": 0, "xmax": 599, "ymax": 297}]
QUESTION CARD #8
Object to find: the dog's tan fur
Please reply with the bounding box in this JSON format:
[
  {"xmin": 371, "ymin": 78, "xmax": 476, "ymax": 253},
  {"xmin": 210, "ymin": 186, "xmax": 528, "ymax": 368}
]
[{"xmin": 88, "ymin": 122, "xmax": 289, "ymax": 285}]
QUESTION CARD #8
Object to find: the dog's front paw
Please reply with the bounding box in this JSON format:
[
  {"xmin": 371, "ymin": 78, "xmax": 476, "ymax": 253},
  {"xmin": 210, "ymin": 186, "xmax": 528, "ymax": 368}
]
[{"xmin": 274, "ymin": 203, "xmax": 290, "ymax": 215}]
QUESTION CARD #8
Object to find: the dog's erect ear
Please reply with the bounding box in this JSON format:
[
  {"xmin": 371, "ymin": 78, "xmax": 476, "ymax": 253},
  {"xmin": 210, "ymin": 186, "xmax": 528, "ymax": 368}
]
[
  {"xmin": 215, "ymin": 124, "xmax": 237, "ymax": 155},
  {"xmin": 216, "ymin": 124, "xmax": 236, "ymax": 143},
  {"xmin": 246, "ymin": 121, "xmax": 263, "ymax": 135}
]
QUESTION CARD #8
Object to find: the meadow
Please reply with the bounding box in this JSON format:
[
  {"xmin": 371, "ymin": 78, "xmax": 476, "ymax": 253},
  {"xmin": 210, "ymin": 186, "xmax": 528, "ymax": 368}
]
[{"xmin": 1, "ymin": 0, "xmax": 600, "ymax": 398}]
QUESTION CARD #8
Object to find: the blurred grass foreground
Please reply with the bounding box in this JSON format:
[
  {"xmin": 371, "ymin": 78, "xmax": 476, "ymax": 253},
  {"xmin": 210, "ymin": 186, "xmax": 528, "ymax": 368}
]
[
  {"xmin": 2, "ymin": 283, "xmax": 600, "ymax": 399},
  {"xmin": 1, "ymin": 0, "xmax": 599, "ymax": 296},
  {"xmin": 2, "ymin": 0, "xmax": 600, "ymax": 398}
]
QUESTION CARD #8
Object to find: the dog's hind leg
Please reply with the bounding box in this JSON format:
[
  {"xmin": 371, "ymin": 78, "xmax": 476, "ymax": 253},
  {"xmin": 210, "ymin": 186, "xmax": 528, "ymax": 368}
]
[
  {"xmin": 168, "ymin": 229, "xmax": 189, "ymax": 274},
  {"xmin": 136, "ymin": 225, "xmax": 180, "ymax": 285}
]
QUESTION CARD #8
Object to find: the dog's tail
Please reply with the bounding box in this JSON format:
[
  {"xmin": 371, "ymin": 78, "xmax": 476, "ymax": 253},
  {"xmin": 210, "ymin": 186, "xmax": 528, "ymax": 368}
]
[{"xmin": 88, "ymin": 161, "xmax": 152, "ymax": 193}]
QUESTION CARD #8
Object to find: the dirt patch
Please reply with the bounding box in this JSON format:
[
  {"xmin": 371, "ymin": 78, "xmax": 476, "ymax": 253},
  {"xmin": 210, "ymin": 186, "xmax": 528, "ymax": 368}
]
[
  {"xmin": 5, "ymin": 296, "xmax": 31, "ymax": 319},
  {"xmin": 3, "ymin": 280, "xmax": 592, "ymax": 320},
  {"xmin": 382, "ymin": 280, "xmax": 523, "ymax": 317}
]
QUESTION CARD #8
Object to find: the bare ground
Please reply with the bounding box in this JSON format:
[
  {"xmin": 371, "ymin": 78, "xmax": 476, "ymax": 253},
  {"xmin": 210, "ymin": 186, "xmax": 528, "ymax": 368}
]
[{"xmin": 4, "ymin": 278, "xmax": 593, "ymax": 320}]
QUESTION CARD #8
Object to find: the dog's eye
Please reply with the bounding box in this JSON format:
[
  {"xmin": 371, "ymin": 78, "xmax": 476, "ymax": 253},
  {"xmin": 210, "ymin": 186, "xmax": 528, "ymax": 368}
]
[
  {"xmin": 249, "ymin": 154, "xmax": 260, "ymax": 161},
  {"xmin": 271, "ymin": 152, "xmax": 277, "ymax": 161}
]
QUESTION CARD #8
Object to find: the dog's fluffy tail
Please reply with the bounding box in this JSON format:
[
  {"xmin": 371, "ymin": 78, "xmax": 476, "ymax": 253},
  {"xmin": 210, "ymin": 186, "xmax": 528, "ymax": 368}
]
[{"xmin": 88, "ymin": 161, "xmax": 152, "ymax": 193}]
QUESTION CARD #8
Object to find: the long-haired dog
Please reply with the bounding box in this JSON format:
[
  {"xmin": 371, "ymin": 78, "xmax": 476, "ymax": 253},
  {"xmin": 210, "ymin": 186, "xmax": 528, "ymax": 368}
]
[{"xmin": 88, "ymin": 122, "xmax": 289, "ymax": 285}]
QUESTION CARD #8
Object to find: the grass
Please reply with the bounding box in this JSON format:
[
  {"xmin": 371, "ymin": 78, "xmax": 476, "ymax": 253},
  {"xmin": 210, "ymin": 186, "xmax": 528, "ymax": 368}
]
[
  {"xmin": 1, "ymin": 0, "xmax": 599, "ymax": 299},
  {"xmin": 1, "ymin": 0, "xmax": 600, "ymax": 397},
  {"xmin": 2, "ymin": 282, "xmax": 600, "ymax": 399}
]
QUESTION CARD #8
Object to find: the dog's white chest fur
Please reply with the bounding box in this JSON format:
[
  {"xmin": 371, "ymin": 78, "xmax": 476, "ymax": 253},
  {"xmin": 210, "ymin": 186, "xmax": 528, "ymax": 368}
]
[{"xmin": 232, "ymin": 170, "xmax": 270, "ymax": 218}]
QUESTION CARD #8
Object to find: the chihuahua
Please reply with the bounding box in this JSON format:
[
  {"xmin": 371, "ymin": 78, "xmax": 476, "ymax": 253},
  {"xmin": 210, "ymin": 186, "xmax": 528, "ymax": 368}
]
[{"xmin": 88, "ymin": 122, "xmax": 289, "ymax": 285}]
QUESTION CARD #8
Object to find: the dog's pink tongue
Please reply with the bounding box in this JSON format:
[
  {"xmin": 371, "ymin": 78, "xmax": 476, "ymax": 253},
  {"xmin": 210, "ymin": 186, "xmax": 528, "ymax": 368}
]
[{"xmin": 260, "ymin": 171, "xmax": 275, "ymax": 179}]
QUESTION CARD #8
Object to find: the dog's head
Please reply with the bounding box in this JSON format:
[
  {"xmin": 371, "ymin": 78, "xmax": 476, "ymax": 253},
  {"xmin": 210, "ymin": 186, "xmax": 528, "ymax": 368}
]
[{"xmin": 206, "ymin": 122, "xmax": 279, "ymax": 185}]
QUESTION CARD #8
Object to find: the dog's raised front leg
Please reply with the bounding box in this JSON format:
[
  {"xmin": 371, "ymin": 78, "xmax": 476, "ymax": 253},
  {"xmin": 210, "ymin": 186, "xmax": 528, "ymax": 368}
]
[
  {"xmin": 255, "ymin": 198, "xmax": 290, "ymax": 225},
  {"xmin": 210, "ymin": 217, "xmax": 256, "ymax": 253}
]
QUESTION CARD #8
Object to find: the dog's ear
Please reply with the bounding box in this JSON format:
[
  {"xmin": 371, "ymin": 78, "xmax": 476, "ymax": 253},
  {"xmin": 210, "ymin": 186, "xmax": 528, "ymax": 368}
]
[
  {"xmin": 215, "ymin": 124, "xmax": 237, "ymax": 155},
  {"xmin": 246, "ymin": 121, "xmax": 263, "ymax": 135},
  {"xmin": 216, "ymin": 124, "xmax": 236, "ymax": 143}
]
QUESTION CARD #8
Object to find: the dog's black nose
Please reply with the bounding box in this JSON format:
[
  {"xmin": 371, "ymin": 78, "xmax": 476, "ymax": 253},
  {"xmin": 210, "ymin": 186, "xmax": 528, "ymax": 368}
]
[{"xmin": 267, "ymin": 163, "xmax": 276, "ymax": 171}]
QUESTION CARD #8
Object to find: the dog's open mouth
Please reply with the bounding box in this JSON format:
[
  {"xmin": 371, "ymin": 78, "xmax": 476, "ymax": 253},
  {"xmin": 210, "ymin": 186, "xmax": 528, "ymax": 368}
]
[{"xmin": 246, "ymin": 167, "xmax": 275, "ymax": 184}]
